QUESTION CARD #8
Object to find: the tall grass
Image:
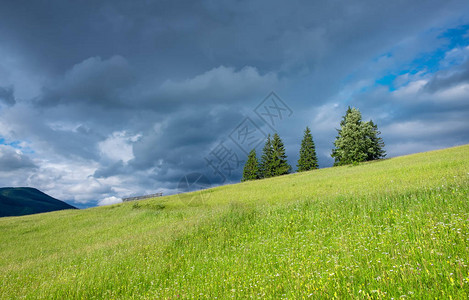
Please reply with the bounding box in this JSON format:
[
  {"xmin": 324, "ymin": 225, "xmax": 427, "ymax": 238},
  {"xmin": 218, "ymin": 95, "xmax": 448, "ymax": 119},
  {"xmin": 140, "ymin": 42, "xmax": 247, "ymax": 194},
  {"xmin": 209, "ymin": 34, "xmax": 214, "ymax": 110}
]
[{"xmin": 1, "ymin": 145, "xmax": 468, "ymax": 298}]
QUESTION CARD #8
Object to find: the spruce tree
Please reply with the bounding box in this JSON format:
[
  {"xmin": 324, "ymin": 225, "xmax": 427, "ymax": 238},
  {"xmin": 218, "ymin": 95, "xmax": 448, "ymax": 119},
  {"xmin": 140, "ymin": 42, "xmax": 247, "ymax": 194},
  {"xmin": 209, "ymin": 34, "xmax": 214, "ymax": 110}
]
[
  {"xmin": 331, "ymin": 107, "xmax": 365, "ymax": 166},
  {"xmin": 363, "ymin": 120, "xmax": 386, "ymax": 161},
  {"xmin": 271, "ymin": 133, "xmax": 291, "ymax": 176},
  {"xmin": 259, "ymin": 134, "xmax": 273, "ymax": 178},
  {"xmin": 297, "ymin": 126, "xmax": 318, "ymax": 172},
  {"xmin": 331, "ymin": 107, "xmax": 385, "ymax": 166},
  {"xmin": 241, "ymin": 149, "xmax": 259, "ymax": 182}
]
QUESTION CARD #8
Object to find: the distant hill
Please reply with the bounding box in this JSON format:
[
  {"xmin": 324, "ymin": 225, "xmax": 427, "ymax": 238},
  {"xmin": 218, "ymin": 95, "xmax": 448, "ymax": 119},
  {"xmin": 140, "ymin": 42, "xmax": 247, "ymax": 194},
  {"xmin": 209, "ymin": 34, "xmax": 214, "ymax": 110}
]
[{"xmin": 0, "ymin": 187, "xmax": 76, "ymax": 217}]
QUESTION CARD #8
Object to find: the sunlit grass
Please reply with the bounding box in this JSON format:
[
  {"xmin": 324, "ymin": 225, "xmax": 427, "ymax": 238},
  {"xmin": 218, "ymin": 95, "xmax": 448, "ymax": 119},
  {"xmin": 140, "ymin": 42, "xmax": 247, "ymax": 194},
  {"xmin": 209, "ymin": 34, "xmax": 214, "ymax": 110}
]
[{"xmin": 1, "ymin": 145, "xmax": 468, "ymax": 298}]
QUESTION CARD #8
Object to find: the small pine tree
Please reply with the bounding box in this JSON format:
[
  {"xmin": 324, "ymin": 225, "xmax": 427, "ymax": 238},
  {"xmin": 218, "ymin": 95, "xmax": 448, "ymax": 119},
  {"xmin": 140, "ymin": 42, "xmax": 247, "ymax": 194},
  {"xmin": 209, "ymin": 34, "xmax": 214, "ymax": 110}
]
[
  {"xmin": 297, "ymin": 126, "xmax": 318, "ymax": 172},
  {"xmin": 241, "ymin": 149, "xmax": 259, "ymax": 182},
  {"xmin": 259, "ymin": 134, "xmax": 273, "ymax": 178},
  {"xmin": 271, "ymin": 133, "xmax": 291, "ymax": 176}
]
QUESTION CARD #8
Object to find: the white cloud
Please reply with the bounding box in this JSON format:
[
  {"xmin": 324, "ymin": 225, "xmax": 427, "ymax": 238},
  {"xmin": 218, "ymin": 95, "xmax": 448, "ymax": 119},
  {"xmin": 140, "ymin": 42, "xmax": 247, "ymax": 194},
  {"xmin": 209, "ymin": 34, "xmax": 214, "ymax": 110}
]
[
  {"xmin": 98, "ymin": 131, "xmax": 141, "ymax": 163},
  {"xmin": 432, "ymin": 82, "xmax": 469, "ymax": 102},
  {"xmin": 391, "ymin": 79, "xmax": 427, "ymax": 98},
  {"xmin": 389, "ymin": 66, "xmax": 469, "ymax": 105},
  {"xmin": 98, "ymin": 196, "xmax": 122, "ymax": 206},
  {"xmin": 311, "ymin": 103, "xmax": 343, "ymax": 132},
  {"xmin": 383, "ymin": 120, "xmax": 468, "ymax": 140},
  {"xmin": 440, "ymin": 45, "xmax": 469, "ymax": 67}
]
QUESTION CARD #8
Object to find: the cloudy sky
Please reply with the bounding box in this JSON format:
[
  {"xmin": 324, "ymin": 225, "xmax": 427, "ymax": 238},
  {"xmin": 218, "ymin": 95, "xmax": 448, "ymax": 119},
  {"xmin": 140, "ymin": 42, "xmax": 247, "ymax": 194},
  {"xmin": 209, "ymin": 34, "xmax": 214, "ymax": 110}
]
[{"xmin": 1, "ymin": 1, "xmax": 468, "ymax": 207}]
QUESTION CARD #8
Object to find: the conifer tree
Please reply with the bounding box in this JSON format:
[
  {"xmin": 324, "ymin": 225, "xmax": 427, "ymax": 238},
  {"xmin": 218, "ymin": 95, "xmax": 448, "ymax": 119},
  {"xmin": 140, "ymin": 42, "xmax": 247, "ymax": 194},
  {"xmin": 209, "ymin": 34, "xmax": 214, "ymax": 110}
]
[
  {"xmin": 271, "ymin": 133, "xmax": 291, "ymax": 176},
  {"xmin": 297, "ymin": 126, "xmax": 318, "ymax": 172},
  {"xmin": 259, "ymin": 134, "xmax": 273, "ymax": 178},
  {"xmin": 363, "ymin": 120, "xmax": 386, "ymax": 161},
  {"xmin": 241, "ymin": 149, "xmax": 259, "ymax": 182},
  {"xmin": 331, "ymin": 107, "xmax": 385, "ymax": 166},
  {"xmin": 331, "ymin": 107, "xmax": 366, "ymax": 166}
]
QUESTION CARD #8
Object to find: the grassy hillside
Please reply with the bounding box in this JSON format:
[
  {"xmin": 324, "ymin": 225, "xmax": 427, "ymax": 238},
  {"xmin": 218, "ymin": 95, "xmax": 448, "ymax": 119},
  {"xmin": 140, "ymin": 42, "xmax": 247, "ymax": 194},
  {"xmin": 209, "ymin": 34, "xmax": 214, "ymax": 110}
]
[
  {"xmin": 0, "ymin": 145, "xmax": 468, "ymax": 299},
  {"xmin": 0, "ymin": 187, "xmax": 76, "ymax": 217}
]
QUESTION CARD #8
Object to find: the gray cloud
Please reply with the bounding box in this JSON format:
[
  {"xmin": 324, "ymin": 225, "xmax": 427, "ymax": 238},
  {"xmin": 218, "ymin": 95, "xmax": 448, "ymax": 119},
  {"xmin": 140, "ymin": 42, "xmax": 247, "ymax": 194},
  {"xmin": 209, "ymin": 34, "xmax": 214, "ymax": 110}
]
[
  {"xmin": 424, "ymin": 53, "xmax": 469, "ymax": 93},
  {"xmin": 0, "ymin": 145, "xmax": 37, "ymax": 171},
  {"xmin": 93, "ymin": 160, "xmax": 126, "ymax": 179},
  {"xmin": 0, "ymin": 86, "xmax": 15, "ymax": 106},
  {"xmin": 36, "ymin": 56, "xmax": 134, "ymax": 108},
  {"xmin": 157, "ymin": 66, "xmax": 279, "ymax": 105}
]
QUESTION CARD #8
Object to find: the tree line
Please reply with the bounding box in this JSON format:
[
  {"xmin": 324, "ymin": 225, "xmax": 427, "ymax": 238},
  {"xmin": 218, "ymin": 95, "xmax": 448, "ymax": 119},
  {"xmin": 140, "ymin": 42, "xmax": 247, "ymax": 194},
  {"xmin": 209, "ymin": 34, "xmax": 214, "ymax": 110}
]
[{"xmin": 242, "ymin": 106, "xmax": 386, "ymax": 181}]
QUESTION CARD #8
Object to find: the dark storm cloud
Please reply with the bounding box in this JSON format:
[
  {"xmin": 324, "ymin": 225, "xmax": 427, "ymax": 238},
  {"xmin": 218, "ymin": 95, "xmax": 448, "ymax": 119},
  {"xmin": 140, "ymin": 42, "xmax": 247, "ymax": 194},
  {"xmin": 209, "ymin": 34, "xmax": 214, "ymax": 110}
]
[
  {"xmin": 36, "ymin": 56, "xmax": 134, "ymax": 108},
  {"xmin": 0, "ymin": 86, "xmax": 15, "ymax": 106},
  {"xmin": 0, "ymin": 0, "xmax": 469, "ymax": 205},
  {"xmin": 1, "ymin": 1, "xmax": 465, "ymax": 76}
]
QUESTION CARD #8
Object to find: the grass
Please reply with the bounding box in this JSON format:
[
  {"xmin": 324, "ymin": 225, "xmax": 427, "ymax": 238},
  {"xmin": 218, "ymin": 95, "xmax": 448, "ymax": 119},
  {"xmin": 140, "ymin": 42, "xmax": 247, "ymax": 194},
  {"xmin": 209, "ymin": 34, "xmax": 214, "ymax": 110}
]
[{"xmin": 0, "ymin": 145, "xmax": 468, "ymax": 299}]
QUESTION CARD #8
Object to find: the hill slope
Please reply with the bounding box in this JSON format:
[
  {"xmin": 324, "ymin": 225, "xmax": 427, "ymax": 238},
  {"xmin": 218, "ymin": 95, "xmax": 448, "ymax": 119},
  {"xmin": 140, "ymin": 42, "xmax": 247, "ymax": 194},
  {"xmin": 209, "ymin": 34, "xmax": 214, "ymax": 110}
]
[
  {"xmin": 0, "ymin": 187, "xmax": 76, "ymax": 217},
  {"xmin": 0, "ymin": 145, "xmax": 468, "ymax": 298}
]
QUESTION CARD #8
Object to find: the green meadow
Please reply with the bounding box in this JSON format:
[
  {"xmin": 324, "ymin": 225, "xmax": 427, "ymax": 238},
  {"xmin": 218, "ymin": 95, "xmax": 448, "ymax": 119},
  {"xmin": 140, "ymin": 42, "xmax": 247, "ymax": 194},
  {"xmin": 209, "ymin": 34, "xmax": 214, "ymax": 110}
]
[{"xmin": 1, "ymin": 145, "xmax": 468, "ymax": 299}]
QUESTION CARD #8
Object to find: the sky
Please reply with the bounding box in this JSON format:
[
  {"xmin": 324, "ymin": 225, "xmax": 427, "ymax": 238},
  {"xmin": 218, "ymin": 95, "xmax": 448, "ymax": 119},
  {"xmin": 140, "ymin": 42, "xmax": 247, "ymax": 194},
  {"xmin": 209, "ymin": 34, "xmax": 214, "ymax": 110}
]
[{"xmin": 0, "ymin": 0, "xmax": 468, "ymax": 208}]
